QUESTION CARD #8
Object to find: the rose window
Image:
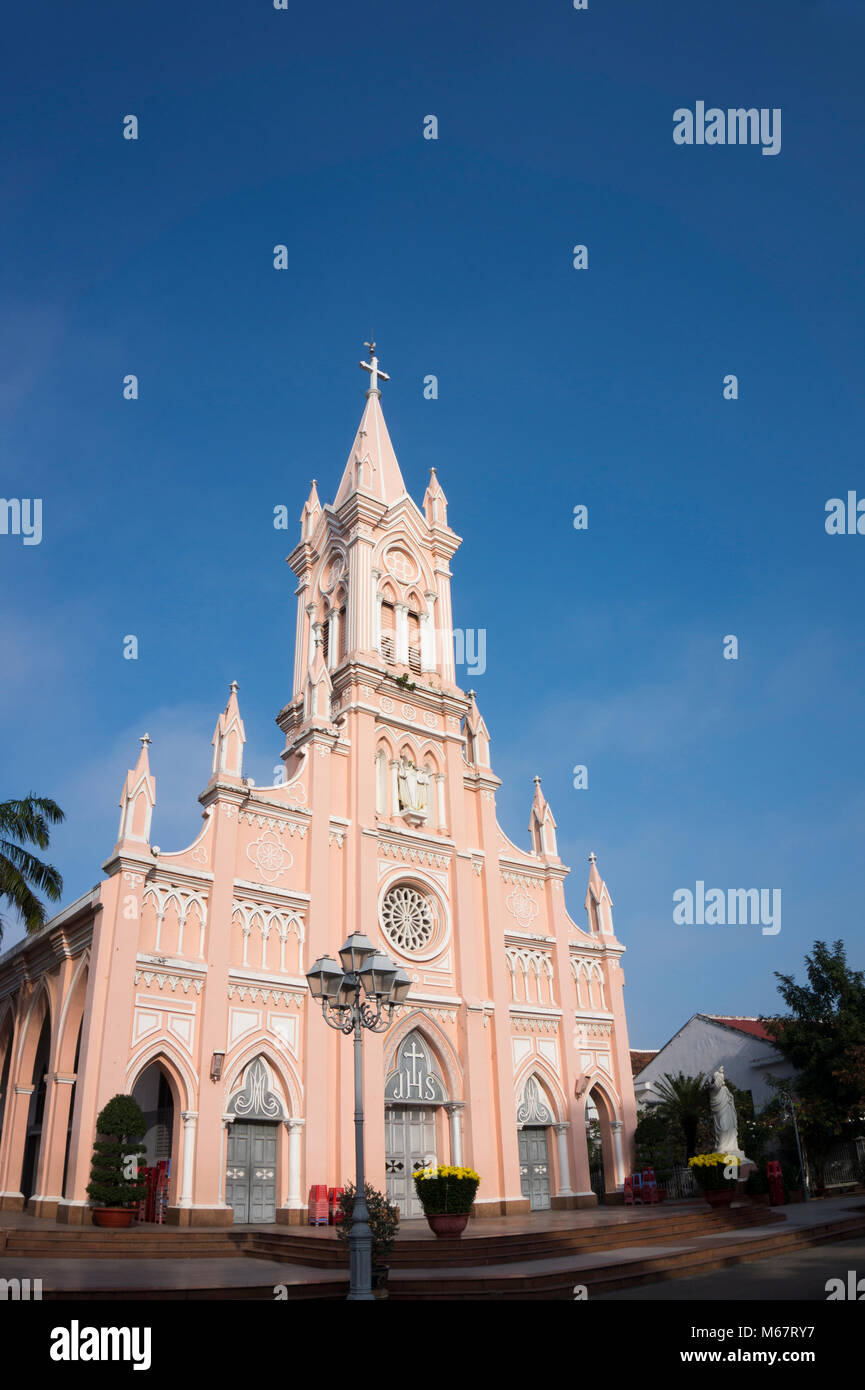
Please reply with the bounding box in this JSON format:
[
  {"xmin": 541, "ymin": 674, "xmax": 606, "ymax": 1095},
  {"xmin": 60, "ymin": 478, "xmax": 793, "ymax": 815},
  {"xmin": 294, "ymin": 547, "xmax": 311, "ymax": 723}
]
[{"xmin": 381, "ymin": 885, "xmax": 434, "ymax": 955}]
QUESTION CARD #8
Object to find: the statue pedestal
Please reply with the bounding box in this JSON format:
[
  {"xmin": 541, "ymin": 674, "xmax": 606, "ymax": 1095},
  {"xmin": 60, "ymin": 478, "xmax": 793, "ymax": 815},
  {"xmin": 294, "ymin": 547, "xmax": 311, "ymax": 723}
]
[{"xmin": 402, "ymin": 811, "xmax": 425, "ymax": 827}]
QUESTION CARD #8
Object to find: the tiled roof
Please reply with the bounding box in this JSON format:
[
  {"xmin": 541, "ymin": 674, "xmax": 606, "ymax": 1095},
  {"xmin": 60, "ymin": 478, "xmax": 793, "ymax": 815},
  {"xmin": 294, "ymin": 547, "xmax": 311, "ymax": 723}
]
[
  {"xmin": 704, "ymin": 1016, "xmax": 776, "ymax": 1041},
  {"xmin": 630, "ymin": 1049, "xmax": 658, "ymax": 1076}
]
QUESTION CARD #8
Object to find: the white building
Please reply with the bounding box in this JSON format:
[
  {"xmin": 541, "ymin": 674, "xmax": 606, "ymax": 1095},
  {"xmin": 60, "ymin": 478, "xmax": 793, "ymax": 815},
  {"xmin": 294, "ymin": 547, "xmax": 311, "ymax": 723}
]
[{"xmin": 632, "ymin": 1015, "xmax": 795, "ymax": 1112}]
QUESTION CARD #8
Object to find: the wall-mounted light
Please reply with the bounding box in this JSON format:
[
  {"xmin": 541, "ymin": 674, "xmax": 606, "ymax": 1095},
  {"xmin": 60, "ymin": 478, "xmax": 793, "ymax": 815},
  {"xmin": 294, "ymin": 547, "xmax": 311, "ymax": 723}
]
[{"xmin": 210, "ymin": 1052, "xmax": 225, "ymax": 1082}]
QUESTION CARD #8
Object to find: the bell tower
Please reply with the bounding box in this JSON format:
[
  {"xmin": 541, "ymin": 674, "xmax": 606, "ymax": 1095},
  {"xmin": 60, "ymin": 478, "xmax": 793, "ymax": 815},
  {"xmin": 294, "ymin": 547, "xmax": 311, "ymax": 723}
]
[{"xmin": 278, "ymin": 344, "xmax": 464, "ymax": 770}]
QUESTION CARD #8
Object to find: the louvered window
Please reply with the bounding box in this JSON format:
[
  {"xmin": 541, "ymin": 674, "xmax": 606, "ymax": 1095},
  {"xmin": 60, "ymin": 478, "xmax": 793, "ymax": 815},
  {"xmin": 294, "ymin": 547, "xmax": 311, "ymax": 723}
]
[
  {"xmin": 381, "ymin": 602, "xmax": 396, "ymax": 663},
  {"xmin": 407, "ymin": 611, "xmax": 421, "ymax": 673}
]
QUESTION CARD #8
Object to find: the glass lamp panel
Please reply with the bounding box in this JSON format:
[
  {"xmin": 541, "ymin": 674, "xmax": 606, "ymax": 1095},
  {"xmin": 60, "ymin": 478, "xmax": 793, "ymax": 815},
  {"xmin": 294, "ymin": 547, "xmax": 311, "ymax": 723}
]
[
  {"xmin": 306, "ymin": 956, "xmax": 343, "ymax": 1000},
  {"xmin": 337, "ymin": 972, "xmax": 359, "ymax": 1008},
  {"xmin": 359, "ymin": 953, "xmax": 398, "ymax": 999},
  {"xmin": 390, "ymin": 968, "xmax": 412, "ymax": 1004},
  {"xmin": 338, "ymin": 933, "xmax": 376, "ymax": 973}
]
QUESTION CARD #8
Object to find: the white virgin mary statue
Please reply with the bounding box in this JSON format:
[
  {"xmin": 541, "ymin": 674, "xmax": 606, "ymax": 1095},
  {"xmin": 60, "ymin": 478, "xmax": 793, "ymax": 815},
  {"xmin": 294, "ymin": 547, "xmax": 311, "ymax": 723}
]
[
  {"xmin": 398, "ymin": 756, "xmax": 429, "ymax": 813},
  {"xmin": 709, "ymin": 1067, "xmax": 750, "ymax": 1163}
]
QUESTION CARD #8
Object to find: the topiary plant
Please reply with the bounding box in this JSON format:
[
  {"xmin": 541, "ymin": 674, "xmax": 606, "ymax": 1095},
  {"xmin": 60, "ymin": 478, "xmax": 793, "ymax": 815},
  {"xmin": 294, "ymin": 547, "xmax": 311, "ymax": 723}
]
[{"xmin": 86, "ymin": 1093, "xmax": 148, "ymax": 1208}]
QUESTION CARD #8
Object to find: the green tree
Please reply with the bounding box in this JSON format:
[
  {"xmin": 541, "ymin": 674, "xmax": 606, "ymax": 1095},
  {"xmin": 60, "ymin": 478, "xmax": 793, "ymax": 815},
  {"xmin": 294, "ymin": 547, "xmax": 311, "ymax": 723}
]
[
  {"xmin": 86, "ymin": 1094, "xmax": 148, "ymax": 1208},
  {"xmin": 761, "ymin": 940, "xmax": 865, "ymax": 1155},
  {"xmin": 634, "ymin": 1105, "xmax": 685, "ymax": 1170},
  {"xmin": 0, "ymin": 795, "xmax": 65, "ymax": 944},
  {"xmin": 652, "ymin": 1072, "xmax": 710, "ymax": 1158}
]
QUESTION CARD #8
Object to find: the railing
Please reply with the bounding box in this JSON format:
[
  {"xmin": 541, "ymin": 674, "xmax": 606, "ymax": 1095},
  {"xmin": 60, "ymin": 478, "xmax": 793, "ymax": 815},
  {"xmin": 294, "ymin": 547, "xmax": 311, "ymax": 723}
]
[
  {"xmin": 820, "ymin": 1138, "xmax": 865, "ymax": 1189},
  {"xmin": 660, "ymin": 1165, "xmax": 700, "ymax": 1202}
]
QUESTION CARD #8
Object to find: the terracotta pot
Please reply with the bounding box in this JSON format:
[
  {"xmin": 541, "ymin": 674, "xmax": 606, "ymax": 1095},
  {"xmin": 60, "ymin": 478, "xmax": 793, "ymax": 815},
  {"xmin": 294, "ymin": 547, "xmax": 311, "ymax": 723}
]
[
  {"xmin": 92, "ymin": 1207, "xmax": 136, "ymax": 1228},
  {"xmin": 426, "ymin": 1212, "xmax": 470, "ymax": 1238},
  {"xmin": 703, "ymin": 1188, "xmax": 734, "ymax": 1210}
]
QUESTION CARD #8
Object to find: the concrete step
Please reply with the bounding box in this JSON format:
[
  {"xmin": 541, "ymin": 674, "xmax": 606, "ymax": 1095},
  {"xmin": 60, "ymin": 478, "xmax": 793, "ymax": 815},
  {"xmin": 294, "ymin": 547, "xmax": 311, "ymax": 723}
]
[
  {"xmin": 243, "ymin": 1206, "xmax": 781, "ymax": 1270},
  {"xmin": 388, "ymin": 1214, "xmax": 865, "ymax": 1299},
  {"xmin": 1, "ymin": 1230, "xmax": 248, "ymax": 1259}
]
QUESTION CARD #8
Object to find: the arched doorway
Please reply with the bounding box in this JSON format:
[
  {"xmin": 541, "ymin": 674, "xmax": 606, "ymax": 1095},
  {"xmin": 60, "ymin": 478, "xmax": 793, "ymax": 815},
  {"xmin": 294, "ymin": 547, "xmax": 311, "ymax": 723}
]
[
  {"xmin": 20, "ymin": 1016, "xmax": 50, "ymax": 1202},
  {"xmin": 224, "ymin": 1056, "xmax": 285, "ymax": 1224},
  {"xmin": 0, "ymin": 1013, "xmax": 13, "ymax": 1151},
  {"xmin": 384, "ymin": 1031, "xmax": 448, "ymax": 1219},
  {"xmin": 132, "ymin": 1062, "xmax": 175, "ymax": 1170},
  {"xmin": 61, "ymin": 1022, "xmax": 83, "ymax": 1198},
  {"xmin": 516, "ymin": 1075, "xmax": 555, "ymax": 1211},
  {"xmin": 585, "ymin": 1093, "xmax": 605, "ymax": 1203},
  {"xmin": 586, "ymin": 1082, "xmax": 620, "ymax": 1200}
]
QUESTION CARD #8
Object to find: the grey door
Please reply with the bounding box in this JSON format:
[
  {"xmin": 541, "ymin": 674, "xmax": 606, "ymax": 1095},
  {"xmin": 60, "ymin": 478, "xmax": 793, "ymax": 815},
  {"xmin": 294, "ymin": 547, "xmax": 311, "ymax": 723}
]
[
  {"xmin": 518, "ymin": 1126, "xmax": 552, "ymax": 1211},
  {"xmin": 385, "ymin": 1105, "xmax": 436, "ymax": 1219},
  {"xmin": 226, "ymin": 1121, "xmax": 278, "ymax": 1224}
]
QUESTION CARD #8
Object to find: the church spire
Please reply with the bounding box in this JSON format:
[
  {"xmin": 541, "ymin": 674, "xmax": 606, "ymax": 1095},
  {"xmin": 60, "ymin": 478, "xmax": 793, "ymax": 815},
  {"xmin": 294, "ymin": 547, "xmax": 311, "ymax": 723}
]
[
  {"xmin": 115, "ymin": 733, "xmax": 157, "ymax": 848},
  {"xmin": 333, "ymin": 342, "xmax": 408, "ymax": 509},
  {"xmin": 423, "ymin": 467, "xmax": 448, "ymax": 527},
  {"xmin": 529, "ymin": 775, "xmax": 558, "ymax": 857},
  {"xmin": 211, "ymin": 681, "xmax": 246, "ymax": 780},
  {"xmin": 300, "ymin": 479, "xmax": 321, "ymax": 539},
  {"xmin": 585, "ymin": 851, "xmax": 615, "ymax": 936}
]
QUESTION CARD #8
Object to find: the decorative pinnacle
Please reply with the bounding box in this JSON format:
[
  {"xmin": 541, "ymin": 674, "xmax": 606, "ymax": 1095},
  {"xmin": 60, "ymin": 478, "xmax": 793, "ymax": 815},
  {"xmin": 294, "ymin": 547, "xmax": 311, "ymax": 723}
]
[
  {"xmin": 359, "ymin": 340, "xmax": 390, "ymax": 396},
  {"xmin": 140, "ymin": 732, "xmax": 152, "ymax": 748}
]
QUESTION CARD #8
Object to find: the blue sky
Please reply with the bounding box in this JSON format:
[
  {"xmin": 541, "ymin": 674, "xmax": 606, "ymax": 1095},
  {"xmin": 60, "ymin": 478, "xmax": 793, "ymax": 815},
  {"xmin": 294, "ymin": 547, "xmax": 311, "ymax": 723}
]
[{"xmin": 1, "ymin": 0, "xmax": 863, "ymax": 1047}]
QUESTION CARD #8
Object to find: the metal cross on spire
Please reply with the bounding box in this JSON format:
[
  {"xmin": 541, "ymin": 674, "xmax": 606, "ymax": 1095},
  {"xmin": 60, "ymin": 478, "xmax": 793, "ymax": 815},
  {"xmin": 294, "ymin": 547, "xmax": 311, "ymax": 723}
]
[
  {"xmin": 359, "ymin": 341, "xmax": 390, "ymax": 396},
  {"xmin": 140, "ymin": 732, "xmax": 152, "ymax": 748}
]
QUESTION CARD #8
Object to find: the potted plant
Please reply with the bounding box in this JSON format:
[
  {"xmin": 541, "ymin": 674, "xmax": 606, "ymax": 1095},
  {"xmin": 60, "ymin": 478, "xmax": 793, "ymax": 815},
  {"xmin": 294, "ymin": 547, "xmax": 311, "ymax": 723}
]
[
  {"xmin": 414, "ymin": 1164, "xmax": 481, "ymax": 1237},
  {"xmin": 744, "ymin": 1167, "xmax": 771, "ymax": 1205},
  {"xmin": 336, "ymin": 1183, "xmax": 399, "ymax": 1297},
  {"xmin": 86, "ymin": 1093, "xmax": 148, "ymax": 1228},
  {"xmin": 687, "ymin": 1152, "xmax": 741, "ymax": 1210}
]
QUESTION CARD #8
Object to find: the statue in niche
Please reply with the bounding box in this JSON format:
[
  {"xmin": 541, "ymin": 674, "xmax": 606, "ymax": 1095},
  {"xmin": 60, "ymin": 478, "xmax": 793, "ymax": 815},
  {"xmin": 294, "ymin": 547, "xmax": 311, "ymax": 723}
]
[{"xmin": 397, "ymin": 756, "xmax": 429, "ymax": 817}]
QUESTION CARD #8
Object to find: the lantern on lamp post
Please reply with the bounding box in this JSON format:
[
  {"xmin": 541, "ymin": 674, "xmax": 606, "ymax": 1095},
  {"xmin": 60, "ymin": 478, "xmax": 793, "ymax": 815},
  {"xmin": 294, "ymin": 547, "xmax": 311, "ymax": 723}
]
[{"xmin": 306, "ymin": 937, "xmax": 410, "ymax": 1300}]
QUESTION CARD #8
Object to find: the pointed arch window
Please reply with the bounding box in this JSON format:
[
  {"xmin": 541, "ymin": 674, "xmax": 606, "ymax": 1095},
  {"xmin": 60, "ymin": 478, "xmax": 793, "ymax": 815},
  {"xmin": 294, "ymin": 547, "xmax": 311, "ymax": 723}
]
[{"xmin": 380, "ymin": 601, "xmax": 396, "ymax": 663}]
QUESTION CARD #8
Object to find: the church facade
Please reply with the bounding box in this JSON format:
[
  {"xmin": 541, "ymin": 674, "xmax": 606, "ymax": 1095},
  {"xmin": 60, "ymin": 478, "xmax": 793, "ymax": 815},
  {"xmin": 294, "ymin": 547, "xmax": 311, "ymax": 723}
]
[{"xmin": 0, "ymin": 350, "xmax": 637, "ymax": 1226}]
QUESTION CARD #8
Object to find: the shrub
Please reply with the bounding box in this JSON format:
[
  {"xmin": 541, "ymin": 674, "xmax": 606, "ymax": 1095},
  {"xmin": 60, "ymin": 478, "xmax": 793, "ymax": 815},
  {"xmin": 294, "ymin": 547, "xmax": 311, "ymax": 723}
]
[
  {"xmin": 687, "ymin": 1152, "xmax": 741, "ymax": 1191},
  {"xmin": 745, "ymin": 1167, "xmax": 770, "ymax": 1196},
  {"xmin": 335, "ymin": 1183, "xmax": 399, "ymax": 1266},
  {"xmin": 414, "ymin": 1164, "xmax": 481, "ymax": 1215},
  {"xmin": 86, "ymin": 1094, "xmax": 148, "ymax": 1208}
]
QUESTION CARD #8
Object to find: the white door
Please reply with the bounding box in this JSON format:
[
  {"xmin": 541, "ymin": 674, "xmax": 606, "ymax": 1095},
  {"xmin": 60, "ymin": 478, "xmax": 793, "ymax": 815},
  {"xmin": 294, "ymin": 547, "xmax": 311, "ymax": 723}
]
[{"xmin": 385, "ymin": 1105, "xmax": 437, "ymax": 1219}]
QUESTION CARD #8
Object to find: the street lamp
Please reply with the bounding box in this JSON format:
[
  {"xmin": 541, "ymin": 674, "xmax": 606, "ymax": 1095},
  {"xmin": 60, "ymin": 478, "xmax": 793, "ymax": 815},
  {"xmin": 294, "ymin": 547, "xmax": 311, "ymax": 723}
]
[
  {"xmin": 781, "ymin": 1088, "xmax": 811, "ymax": 1203},
  {"xmin": 306, "ymin": 937, "xmax": 408, "ymax": 1300}
]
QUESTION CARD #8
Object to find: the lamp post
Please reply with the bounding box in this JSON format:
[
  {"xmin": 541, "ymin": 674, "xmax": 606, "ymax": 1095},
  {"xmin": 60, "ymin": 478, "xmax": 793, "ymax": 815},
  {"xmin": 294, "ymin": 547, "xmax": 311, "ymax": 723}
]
[
  {"xmin": 781, "ymin": 1087, "xmax": 811, "ymax": 1203},
  {"xmin": 306, "ymin": 934, "xmax": 411, "ymax": 1300}
]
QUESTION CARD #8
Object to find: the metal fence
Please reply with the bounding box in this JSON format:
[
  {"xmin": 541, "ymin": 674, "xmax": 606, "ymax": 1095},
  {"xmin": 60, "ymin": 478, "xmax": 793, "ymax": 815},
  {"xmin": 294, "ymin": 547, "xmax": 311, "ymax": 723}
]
[
  {"xmin": 820, "ymin": 1138, "xmax": 865, "ymax": 1189},
  {"xmin": 660, "ymin": 1165, "xmax": 700, "ymax": 1202}
]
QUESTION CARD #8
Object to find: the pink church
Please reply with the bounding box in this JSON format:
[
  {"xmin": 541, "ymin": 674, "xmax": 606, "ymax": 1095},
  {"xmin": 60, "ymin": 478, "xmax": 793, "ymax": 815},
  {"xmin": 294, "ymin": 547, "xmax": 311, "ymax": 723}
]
[{"xmin": 0, "ymin": 349, "xmax": 637, "ymax": 1226}]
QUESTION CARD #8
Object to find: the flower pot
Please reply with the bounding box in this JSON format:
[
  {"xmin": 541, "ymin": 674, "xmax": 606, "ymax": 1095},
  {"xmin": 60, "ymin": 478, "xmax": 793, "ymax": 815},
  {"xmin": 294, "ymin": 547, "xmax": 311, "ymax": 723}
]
[
  {"xmin": 426, "ymin": 1212, "xmax": 470, "ymax": 1238},
  {"xmin": 92, "ymin": 1207, "xmax": 136, "ymax": 1228},
  {"xmin": 703, "ymin": 1188, "xmax": 734, "ymax": 1211}
]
